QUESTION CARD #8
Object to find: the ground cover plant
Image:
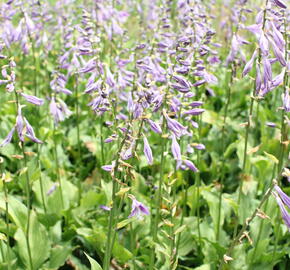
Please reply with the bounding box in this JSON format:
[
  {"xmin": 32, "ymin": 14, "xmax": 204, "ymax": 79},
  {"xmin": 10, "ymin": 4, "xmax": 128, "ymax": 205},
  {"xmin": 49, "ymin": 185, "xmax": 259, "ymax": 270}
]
[{"xmin": 0, "ymin": 0, "xmax": 289, "ymax": 269}]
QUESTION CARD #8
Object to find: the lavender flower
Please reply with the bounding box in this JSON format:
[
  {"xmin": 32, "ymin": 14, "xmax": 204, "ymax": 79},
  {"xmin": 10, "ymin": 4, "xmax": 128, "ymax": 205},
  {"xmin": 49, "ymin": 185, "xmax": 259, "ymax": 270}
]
[
  {"xmin": 21, "ymin": 93, "xmax": 44, "ymax": 106},
  {"xmin": 164, "ymin": 111, "xmax": 187, "ymax": 138},
  {"xmin": 171, "ymin": 134, "xmax": 182, "ymax": 161},
  {"xmin": 147, "ymin": 119, "xmax": 162, "ymax": 134},
  {"xmin": 24, "ymin": 117, "xmax": 43, "ymax": 144},
  {"xmin": 16, "ymin": 106, "xmax": 24, "ymax": 141},
  {"xmin": 273, "ymin": 0, "xmax": 287, "ymax": 9},
  {"xmin": 275, "ymin": 186, "xmax": 290, "ymax": 208},
  {"xmin": 242, "ymin": 50, "xmax": 257, "ymax": 77},
  {"xmin": 273, "ymin": 192, "xmax": 290, "ymax": 230},
  {"xmin": 0, "ymin": 127, "xmax": 15, "ymax": 147},
  {"xmin": 282, "ymin": 90, "xmax": 290, "ymax": 112},
  {"xmin": 266, "ymin": 122, "xmax": 276, "ymax": 128},
  {"xmin": 100, "ymin": 205, "xmax": 111, "ymax": 211},
  {"xmin": 183, "ymin": 108, "xmax": 205, "ymax": 116},
  {"xmin": 101, "ymin": 164, "xmax": 114, "ymax": 172},
  {"xmin": 143, "ymin": 136, "xmax": 153, "ymax": 165},
  {"xmin": 128, "ymin": 195, "xmax": 149, "ymax": 219},
  {"xmin": 183, "ymin": 159, "xmax": 198, "ymax": 172},
  {"xmin": 49, "ymin": 97, "xmax": 72, "ymax": 124},
  {"xmin": 47, "ymin": 184, "xmax": 57, "ymax": 196},
  {"xmin": 193, "ymin": 143, "xmax": 206, "ymax": 150}
]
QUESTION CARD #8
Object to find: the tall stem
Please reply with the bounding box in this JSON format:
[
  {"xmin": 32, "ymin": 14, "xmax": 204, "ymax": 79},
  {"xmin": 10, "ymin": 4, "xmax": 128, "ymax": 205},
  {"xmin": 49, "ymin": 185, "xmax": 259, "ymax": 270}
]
[
  {"xmin": 13, "ymin": 81, "xmax": 34, "ymax": 270},
  {"xmin": 21, "ymin": 143, "xmax": 34, "ymax": 270},
  {"xmin": 1, "ymin": 159, "xmax": 11, "ymax": 270},
  {"xmin": 149, "ymin": 119, "xmax": 166, "ymax": 270},
  {"xmin": 75, "ymin": 74, "xmax": 82, "ymax": 205},
  {"xmin": 216, "ymin": 63, "xmax": 235, "ymax": 241},
  {"xmin": 103, "ymin": 130, "xmax": 130, "ymax": 270},
  {"xmin": 53, "ymin": 124, "xmax": 64, "ymax": 209}
]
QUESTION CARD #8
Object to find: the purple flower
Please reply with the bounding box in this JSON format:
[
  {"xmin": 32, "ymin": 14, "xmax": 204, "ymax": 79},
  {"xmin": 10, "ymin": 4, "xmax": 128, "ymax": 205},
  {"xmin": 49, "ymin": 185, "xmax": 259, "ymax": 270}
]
[
  {"xmin": 193, "ymin": 143, "xmax": 206, "ymax": 150},
  {"xmin": 183, "ymin": 159, "xmax": 198, "ymax": 172},
  {"xmin": 47, "ymin": 184, "xmax": 57, "ymax": 196},
  {"xmin": 242, "ymin": 50, "xmax": 257, "ymax": 77},
  {"xmin": 164, "ymin": 111, "xmax": 188, "ymax": 138},
  {"xmin": 101, "ymin": 164, "xmax": 114, "ymax": 172},
  {"xmin": 0, "ymin": 127, "xmax": 15, "ymax": 147},
  {"xmin": 263, "ymin": 57, "xmax": 272, "ymax": 82},
  {"xmin": 24, "ymin": 118, "xmax": 43, "ymax": 144},
  {"xmin": 259, "ymin": 32, "xmax": 269, "ymax": 56},
  {"xmin": 183, "ymin": 108, "xmax": 205, "ymax": 116},
  {"xmin": 271, "ymin": 22, "xmax": 285, "ymax": 51},
  {"xmin": 256, "ymin": 64, "xmax": 262, "ymax": 94},
  {"xmin": 128, "ymin": 195, "xmax": 149, "ymax": 219},
  {"xmin": 266, "ymin": 122, "xmax": 276, "ymax": 128},
  {"xmin": 275, "ymin": 186, "xmax": 290, "ymax": 208},
  {"xmin": 100, "ymin": 205, "xmax": 111, "ymax": 211},
  {"xmin": 282, "ymin": 90, "xmax": 290, "ymax": 112},
  {"xmin": 171, "ymin": 134, "xmax": 181, "ymax": 161},
  {"xmin": 147, "ymin": 119, "xmax": 162, "ymax": 134},
  {"xmin": 49, "ymin": 97, "xmax": 72, "ymax": 124},
  {"xmin": 273, "ymin": 192, "xmax": 290, "ymax": 231},
  {"xmin": 21, "ymin": 93, "xmax": 44, "ymax": 106},
  {"xmin": 143, "ymin": 136, "xmax": 153, "ymax": 165},
  {"xmin": 273, "ymin": 0, "xmax": 287, "ymax": 9},
  {"xmin": 16, "ymin": 106, "xmax": 24, "ymax": 141},
  {"xmin": 189, "ymin": 101, "xmax": 203, "ymax": 107},
  {"xmin": 270, "ymin": 39, "xmax": 286, "ymax": 67},
  {"xmin": 271, "ymin": 70, "xmax": 285, "ymax": 90}
]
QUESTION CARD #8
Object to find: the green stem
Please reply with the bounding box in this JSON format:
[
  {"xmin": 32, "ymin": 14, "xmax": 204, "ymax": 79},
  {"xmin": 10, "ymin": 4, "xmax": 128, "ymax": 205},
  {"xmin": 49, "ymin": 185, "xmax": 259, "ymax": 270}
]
[
  {"xmin": 37, "ymin": 147, "xmax": 47, "ymax": 213},
  {"xmin": 2, "ymin": 165, "xmax": 11, "ymax": 270},
  {"xmin": 75, "ymin": 74, "xmax": 82, "ymax": 205},
  {"xmin": 22, "ymin": 143, "xmax": 34, "ymax": 270},
  {"xmin": 129, "ymin": 223, "xmax": 137, "ymax": 270},
  {"xmin": 175, "ymin": 176, "xmax": 188, "ymax": 260},
  {"xmin": 216, "ymin": 64, "xmax": 234, "ymax": 241},
  {"xmin": 149, "ymin": 117, "xmax": 166, "ymax": 270},
  {"xmin": 103, "ymin": 131, "xmax": 130, "ymax": 270},
  {"xmin": 13, "ymin": 75, "xmax": 33, "ymax": 270},
  {"xmin": 250, "ymin": 163, "xmax": 276, "ymax": 265},
  {"xmin": 53, "ymin": 125, "xmax": 64, "ymax": 209}
]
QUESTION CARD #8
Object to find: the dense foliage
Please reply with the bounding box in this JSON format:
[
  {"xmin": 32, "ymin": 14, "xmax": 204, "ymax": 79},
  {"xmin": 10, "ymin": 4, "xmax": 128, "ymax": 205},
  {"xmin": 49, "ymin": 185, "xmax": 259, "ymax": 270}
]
[{"xmin": 0, "ymin": 0, "xmax": 289, "ymax": 269}]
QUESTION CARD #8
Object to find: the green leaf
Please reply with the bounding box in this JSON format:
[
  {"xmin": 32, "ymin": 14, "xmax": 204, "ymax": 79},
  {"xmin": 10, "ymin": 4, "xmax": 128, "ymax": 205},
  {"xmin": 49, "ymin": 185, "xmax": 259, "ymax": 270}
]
[
  {"xmin": 85, "ymin": 253, "xmax": 103, "ymax": 270},
  {"xmin": 14, "ymin": 212, "xmax": 50, "ymax": 269},
  {"xmin": 49, "ymin": 244, "xmax": 72, "ymax": 268},
  {"xmin": 0, "ymin": 194, "xmax": 50, "ymax": 269}
]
